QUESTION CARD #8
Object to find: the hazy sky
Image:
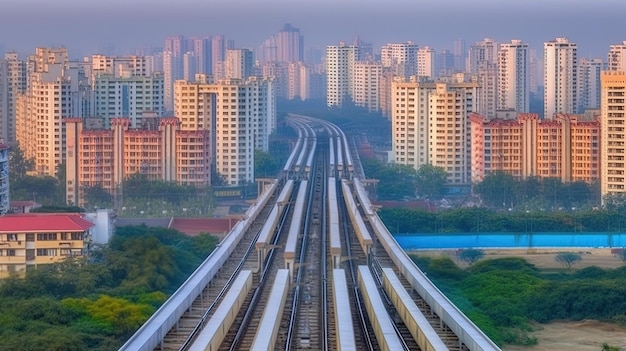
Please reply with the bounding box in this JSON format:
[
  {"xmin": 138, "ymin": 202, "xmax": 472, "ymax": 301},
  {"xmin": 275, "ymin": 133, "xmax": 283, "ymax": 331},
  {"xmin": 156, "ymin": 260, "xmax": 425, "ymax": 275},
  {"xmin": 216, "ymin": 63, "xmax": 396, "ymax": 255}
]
[{"xmin": 1, "ymin": 0, "xmax": 625, "ymax": 58}]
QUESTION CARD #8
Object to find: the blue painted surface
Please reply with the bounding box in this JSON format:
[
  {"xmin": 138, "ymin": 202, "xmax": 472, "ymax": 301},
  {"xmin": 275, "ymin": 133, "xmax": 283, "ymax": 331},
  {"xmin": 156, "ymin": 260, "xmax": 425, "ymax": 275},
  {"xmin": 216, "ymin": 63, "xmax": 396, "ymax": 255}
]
[{"xmin": 394, "ymin": 232, "xmax": 626, "ymax": 250}]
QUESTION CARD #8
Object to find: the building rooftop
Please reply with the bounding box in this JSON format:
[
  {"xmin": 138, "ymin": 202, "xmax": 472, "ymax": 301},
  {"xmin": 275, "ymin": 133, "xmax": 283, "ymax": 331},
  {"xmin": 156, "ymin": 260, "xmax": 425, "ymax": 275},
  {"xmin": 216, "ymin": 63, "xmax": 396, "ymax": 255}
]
[{"xmin": 0, "ymin": 213, "xmax": 94, "ymax": 232}]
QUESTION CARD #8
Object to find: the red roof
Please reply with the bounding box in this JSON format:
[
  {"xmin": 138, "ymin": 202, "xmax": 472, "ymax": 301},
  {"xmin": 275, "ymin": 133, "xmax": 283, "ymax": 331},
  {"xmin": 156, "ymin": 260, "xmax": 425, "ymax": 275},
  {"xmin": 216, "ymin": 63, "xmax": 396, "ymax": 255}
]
[
  {"xmin": 0, "ymin": 213, "xmax": 94, "ymax": 232},
  {"xmin": 169, "ymin": 218, "xmax": 237, "ymax": 237}
]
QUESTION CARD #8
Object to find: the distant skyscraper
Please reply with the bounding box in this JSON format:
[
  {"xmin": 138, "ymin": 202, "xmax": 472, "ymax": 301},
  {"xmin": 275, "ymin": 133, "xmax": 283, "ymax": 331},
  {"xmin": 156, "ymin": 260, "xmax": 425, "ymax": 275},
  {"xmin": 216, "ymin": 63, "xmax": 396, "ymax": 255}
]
[
  {"xmin": 544, "ymin": 37, "xmax": 578, "ymax": 119},
  {"xmin": 211, "ymin": 35, "xmax": 233, "ymax": 80},
  {"xmin": 183, "ymin": 51, "xmax": 198, "ymax": 81},
  {"xmin": 601, "ymin": 71, "xmax": 626, "ymax": 201},
  {"xmin": 497, "ymin": 40, "xmax": 530, "ymax": 112},
  {"xmin": 353, "ymin": 61, "xmax": 381, "ymax": 112},
  {"xmin": 577, "ymin": 57, "xmax": 602, "ymax": 112},
  {"xmin": 467, "ymin": 38, "xmax": 498, "ymax": 74},
  {"xmin": 225, "ymin": 49, "xmax": 253, "ymax": 80},
  {"xmin": 476, "ymin": 62, "xmax": 498, "ymax": 118},
  {"xmin": 0, "ymin": 52, "xmax": 27, "ymax": 145},
  {"xmin": 436, "ymin": 50, "xmax": 455, "ymax": 76},
  {"xmin": 453, "ymin": 38, "xmax": 466, "ymax": 72},
  {"xmin": 326, "ymin": 43, "xmax": 360, "ymax": 107},
  {"xmin": 417, "ymin": 46, "xmax": 436, "ymax": 80},
  {"xmin": 276, "ymin": 24, "xmax": 304, "ymax": 62},
  {"xmin": 607, "ymin": 41, "xmax": 626, "ymax": 72},
  {"xmin": 94, "ymin": 72, "xmax": 164, "ymax": 128},
  {"xmin": 163, "ymin": 35, "xmax": 186, "ymax": 113},
  {"xmin": 380, "ymin": 41, "xmax": 419, "ymax": 78},
  {"xmin": 191, "ymin": 36, "xmax": 212, "ymax": 74}
]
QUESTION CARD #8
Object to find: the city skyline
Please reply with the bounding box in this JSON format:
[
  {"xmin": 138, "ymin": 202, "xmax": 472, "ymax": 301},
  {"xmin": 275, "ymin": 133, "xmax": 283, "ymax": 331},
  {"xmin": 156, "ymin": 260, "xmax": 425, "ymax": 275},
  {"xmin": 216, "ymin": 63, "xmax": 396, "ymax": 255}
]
[{"xmin": 1, "ymin": 0, "xmax": 625, "ymax": 58}]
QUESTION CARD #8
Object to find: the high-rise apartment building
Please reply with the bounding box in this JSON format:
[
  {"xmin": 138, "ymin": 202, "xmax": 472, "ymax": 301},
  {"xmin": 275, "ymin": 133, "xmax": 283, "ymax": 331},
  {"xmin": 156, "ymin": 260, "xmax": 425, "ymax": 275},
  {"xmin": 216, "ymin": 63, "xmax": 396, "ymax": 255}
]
[
  {"xmin": 211, "ymin": 35, "xmax": 233, "ymax": 80},
  {"xmin": 353, "ymin": 61, "xmax": 381, "ymax": 112},
  {"xmin": 467, "ymin": 38, "xmax": 498, "ymax": 74},
  {"xmin": 64, "ymin": 117, "xmax": 211, "ymax": 206},
  {"xmin": 174, "ymin": 76, "xmax": 275, "ymax": 186},
  {"xmin": 15, "ymin": 48, "xmax": 91, "ymax": 176},
  {"xmin": 476, "ymin": 62, "xmax": 498, "ymax": 118},
  {"xmin": 453, "ymin": 38, "xmax": 466, "ymax": 72},
  {"xmin": 577, "ymin": 57, "xmax": 603, "ymax": 112},
  {"xmin": 276, "ymin": 24, "xmax": 304, "ymax": 63},
  {"xmin": 607, "ymin": 41, "xmax": 626, "ymax": 72},
  {"xmin": 93, "ymin": 72, "xmax": 164, "ymax": 127},
  {"xmin": 326, "ymin": 43, "xmax": 360, "ymax": 107},
  {"xmin": 163, "ymin": 35, "xmax": 186, "ymax": 113},
  {"xmin": 88, "ymin": 54, "xmax": 150, "ymax": 81},
  {"xmin": 391, "ymin": 76, "xmax": 479, "ymax": 184},
  {"xmin": 544, "ymin": 37, "xmax": 578, "ymax": 119},
  {"xmin": 225, "ymin": 49, "xmax": 253, "ymax": 80},
  {"xmin": 497, "ymin": 40, "xmax": 530, "ymax": 112},
  {"xmin": 0, "ymin": 52, "xmax": 27, "ymax": 145},
  {"xmin": 380, "ymin": 42, "xmax": 419, "ymax": 78},
  {"xmin": 191, "ymin": 36, "xmax": 212, "ymax": 74},
  {"xmin": 417, "ymin": 46, "xmax": 436, "ymax": 80},
  {"xmin": 0, "ymin": 143, "xmax": 8, "ymax": 215},
  {"xmin": 601, "ymin": 70, "xmax": 626, "ymax": 201},
  {"xmin": 470, "ymin": 113, "xmax": 599, "ymax": 184}
]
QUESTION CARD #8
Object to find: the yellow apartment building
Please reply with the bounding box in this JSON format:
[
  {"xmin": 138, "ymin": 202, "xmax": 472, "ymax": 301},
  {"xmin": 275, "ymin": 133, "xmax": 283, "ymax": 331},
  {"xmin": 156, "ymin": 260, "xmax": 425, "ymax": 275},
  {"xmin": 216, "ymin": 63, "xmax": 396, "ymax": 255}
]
[{"xmin": 0, "ymin": 213, "xmax": 93, "ymax": 278}]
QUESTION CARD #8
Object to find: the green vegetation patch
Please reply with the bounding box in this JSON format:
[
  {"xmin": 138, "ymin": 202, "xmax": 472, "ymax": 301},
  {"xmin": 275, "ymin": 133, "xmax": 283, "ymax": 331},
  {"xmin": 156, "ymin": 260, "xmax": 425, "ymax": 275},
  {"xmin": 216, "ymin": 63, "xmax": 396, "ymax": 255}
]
[
  {"xmin": 411, "ymin": 254, "xmax": 626, "ymax": 347},
  {"xmin": 0, "ymin": 225, "xmax": 218, "ymax": 351}
]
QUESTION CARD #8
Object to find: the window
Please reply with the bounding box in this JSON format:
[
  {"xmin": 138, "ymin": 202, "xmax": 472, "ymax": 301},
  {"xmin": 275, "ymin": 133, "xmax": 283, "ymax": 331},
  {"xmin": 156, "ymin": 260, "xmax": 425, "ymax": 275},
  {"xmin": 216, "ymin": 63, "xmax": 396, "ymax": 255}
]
[
  {"xmin": 37, "ymin": 233, "xmax": 58, "ymax": 241},
  {"xmin": 36, "ymin": 249, "xmax": 57, "ymax": 256}
]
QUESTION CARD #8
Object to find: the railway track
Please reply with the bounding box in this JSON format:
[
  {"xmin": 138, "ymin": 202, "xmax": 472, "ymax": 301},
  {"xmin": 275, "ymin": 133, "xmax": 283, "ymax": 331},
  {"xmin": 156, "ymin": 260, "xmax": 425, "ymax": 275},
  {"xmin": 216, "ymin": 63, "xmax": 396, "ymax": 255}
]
[
  {"xmin": 139, "ymin": 115, "xmax": 495, "ymax": 351},
  {"xmin": 159, "ymin": 186, "xmax": 280, "ymax": 351},
  {"xmin": 284, "ymin": 148, "xmax": 326, "ymax": 350}
]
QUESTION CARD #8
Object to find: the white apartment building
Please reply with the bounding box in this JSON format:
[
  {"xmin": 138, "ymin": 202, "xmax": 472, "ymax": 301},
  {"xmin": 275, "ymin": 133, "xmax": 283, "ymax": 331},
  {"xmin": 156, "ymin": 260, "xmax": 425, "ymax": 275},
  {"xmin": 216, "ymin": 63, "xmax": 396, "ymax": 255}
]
[
  {"xmin": 94, "ymin": 73, "xmax": 164, "ymax": 128},
  {"xmin": 88, "ymin": 55, "xmax": 150, "ymax": 81},
  {"xmin": 577, "ymin": 58, "xmax": 603, "ymax": 112},
  {"xmin": 476, "ymin": 63, "xmax": 498, "ymax": 118},
  {"xmin": 417, "ymin": 46, "xmax": 436, "ymax": 80},
  {"xmin": 601, "ymin": 71, "xmax": 626, "ymax": 201},
  {"xmin": 544, "ymin": 37, "xmax": 578, "ymax": 119},
  {"xmin": 380, "ymin": 41, "xmax": 419, "ymax": 78},
  {"xmin": 392, "ymin": 76, "xmax": 479, "ymax": 184},
  {"xmin": 225, "ymin": 49, "xmax": 253, "ymax": 80},
  {"xmin": 0, "ymin": 52, "xmax": 27, "ymax": 145},
  {"xmin": 174, "ymin": 76, "xmax": 275, "ymax": 185},
  {"xmin": 608, "ymin": 41, "xmax": 626, "ymax": 72},
  {"xmin": 15, "ymin": 48, "xmax": 91, "ymax": 176},
  {"xmin": 326, "ymin": 43, "xmax": 360, "ymax": 107},
  {"xmin": 353, "ymin": 61, "xmax": 381, "ymax": 112},
  {"xmin": 497, "ymin": 40, "xmax": 530, "ymax": 112},
  {"xmin": 467, "ymin": 38, "xmax": 498, "ymax": 74},
  {"xmin": 0, "ymin": 143, "xmax": 8, "ymax": 215}
]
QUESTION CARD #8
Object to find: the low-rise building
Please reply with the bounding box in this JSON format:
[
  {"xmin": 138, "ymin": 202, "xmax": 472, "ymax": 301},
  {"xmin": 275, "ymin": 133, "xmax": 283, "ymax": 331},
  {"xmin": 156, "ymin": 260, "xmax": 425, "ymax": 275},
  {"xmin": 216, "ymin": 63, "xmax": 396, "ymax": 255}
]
[{"xmin": 0, "ymin": 213, "xmax": 94, "ymax": 278}]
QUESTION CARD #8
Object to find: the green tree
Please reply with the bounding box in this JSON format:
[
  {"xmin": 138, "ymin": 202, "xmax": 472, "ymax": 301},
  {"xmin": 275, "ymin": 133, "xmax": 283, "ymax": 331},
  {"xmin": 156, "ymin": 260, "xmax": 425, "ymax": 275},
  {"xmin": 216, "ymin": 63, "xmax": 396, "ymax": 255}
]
[
  {"xmin": 82, "ymin": 184, "xmax": 114, "ymax": 209},
  {"xmin": 415, "ymin": 164, "xmax": 447, "ymax": 199},
  {"xmin": 474, "ymin": 171, "xmax": 518, "ymax": 208},
  {"xmin": 458, "ymin": 249, "xmax": 485, "ymax": 265},
  {"xmin": 254, "ymin": 149, "xmax": 279, "ymax": 178},
  {"xmin": 8, "ymin": 144, "xmax": 34, "ymax": 179},
  {"xmin": 602, "ymin": 343, "xmax": 622, "ymax": 351},
  {"xmin": 555, "ymin": 252, "xmax": 583, "ymax": 269}
]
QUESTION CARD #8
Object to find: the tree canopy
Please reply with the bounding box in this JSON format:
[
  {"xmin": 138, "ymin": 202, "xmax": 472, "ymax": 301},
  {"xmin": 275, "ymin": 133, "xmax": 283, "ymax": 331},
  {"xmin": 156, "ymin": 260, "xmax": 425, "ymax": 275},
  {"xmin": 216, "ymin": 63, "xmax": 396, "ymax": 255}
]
[{"xmin": 0, "ymin": 225, "xmax": 219, "ymax": 350}]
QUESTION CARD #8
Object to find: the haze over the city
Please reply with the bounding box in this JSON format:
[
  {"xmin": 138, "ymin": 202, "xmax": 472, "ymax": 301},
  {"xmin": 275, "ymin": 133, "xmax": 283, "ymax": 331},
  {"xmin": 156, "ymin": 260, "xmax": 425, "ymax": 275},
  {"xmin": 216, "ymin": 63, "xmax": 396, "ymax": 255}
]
[{"xmin": 1, "ymin": 0, "xmax": 625, "ymax": 57}]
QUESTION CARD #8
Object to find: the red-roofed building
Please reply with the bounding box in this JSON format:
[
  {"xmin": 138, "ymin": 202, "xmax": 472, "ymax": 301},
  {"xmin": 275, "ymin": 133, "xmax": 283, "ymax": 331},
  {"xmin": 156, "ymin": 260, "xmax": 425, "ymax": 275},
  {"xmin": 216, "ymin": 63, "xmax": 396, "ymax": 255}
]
[
  {"xmin": 169, "ymin": 217, "xmax": 239, "ymax": 239},
  {"xmin": 0, "ymin": 213, "xmax": 94, "ymax": 278}
]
